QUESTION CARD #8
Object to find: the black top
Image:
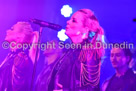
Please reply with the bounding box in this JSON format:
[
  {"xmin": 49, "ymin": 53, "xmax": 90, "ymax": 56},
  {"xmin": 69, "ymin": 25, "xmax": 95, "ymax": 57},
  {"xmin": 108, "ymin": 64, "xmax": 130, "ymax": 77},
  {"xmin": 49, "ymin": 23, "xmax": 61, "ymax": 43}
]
[
  {"xmin": 0, "ymin": 50, "xmax": 33, "ymax": 91},
  {"xmin": 106, "ymin": 69, "xmax": 136, "ymax": 91}
]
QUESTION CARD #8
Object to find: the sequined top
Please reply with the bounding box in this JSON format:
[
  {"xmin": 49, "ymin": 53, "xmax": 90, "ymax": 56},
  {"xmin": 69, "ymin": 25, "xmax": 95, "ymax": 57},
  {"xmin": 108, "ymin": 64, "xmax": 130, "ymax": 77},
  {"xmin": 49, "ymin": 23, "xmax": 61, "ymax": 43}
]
[
  {"xmin": 0, "ymin": 50, "xmax": 33, "ymax": 91},
  {"xmin": 36, "ymin": 40, "xmax": 102, "ymax": 91}
]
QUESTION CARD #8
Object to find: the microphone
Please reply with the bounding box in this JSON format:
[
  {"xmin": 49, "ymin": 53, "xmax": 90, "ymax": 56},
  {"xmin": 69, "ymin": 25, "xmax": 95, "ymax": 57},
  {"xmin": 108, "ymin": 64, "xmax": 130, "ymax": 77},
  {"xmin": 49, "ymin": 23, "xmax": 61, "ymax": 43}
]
[{"xmin": 30, "ymin": 19, "xmax": 62, "ymax": 30}]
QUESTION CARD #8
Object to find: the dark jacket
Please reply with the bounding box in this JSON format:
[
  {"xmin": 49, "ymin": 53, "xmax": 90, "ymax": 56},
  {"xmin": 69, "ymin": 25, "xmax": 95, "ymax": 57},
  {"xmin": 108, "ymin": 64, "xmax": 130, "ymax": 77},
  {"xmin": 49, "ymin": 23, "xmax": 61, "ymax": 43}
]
[
  {"xmin": 0, "ymin": 50, "xmax": 33, "ymax": 91},
  {"xmin": 102, "ymin": 69, "xmax": 136, "ymax": 91}
]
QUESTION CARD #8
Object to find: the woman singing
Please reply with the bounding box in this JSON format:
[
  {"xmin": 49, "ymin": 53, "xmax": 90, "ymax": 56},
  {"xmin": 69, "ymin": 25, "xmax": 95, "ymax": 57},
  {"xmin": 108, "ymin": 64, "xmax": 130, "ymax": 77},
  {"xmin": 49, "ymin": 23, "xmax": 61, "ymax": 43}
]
[
  {"xmin": 37, "ymin": 8, "xmax": 105, "ymax": 91},
  {"xmin": 0, "ymin": 22, "xmax": 35, "ymax": 91}
]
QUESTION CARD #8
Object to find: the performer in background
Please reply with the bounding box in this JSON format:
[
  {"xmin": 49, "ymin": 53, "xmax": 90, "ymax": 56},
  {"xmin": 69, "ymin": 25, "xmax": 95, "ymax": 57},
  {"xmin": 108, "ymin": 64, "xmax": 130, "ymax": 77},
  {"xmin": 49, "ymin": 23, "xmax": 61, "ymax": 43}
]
[
  {"xmin": 45, "ymin": 9, "xmax": 105, "ymax": 91},
  {"xmin": 102, "ymin": 44, "xmax": 136, "ymax": 91},
  {"xmin": 35, "ymin": 40, "xmax": 63, "ymax": 91},
  {"xmin": 0, "ymin": 22, "xmax": 36, "ymax": 91}
]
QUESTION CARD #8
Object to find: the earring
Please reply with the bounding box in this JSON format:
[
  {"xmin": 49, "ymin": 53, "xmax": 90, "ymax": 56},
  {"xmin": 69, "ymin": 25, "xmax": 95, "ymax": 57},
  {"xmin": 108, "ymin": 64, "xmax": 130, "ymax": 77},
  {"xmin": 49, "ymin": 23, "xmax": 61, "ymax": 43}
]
[
  {"xmin": 97, "ymin": 34, "xmax": 100, "ymax": 41},
  {"xmin": 76, "ymin": 31, "xmax": 81, "ymax": 35},
  {"xmin": 89, "ymin": 32, "xmax": 95, "ymax": 38},
  {"xmin": 82, "ymin": 33, "xmax": 86, "ymax": 39}
]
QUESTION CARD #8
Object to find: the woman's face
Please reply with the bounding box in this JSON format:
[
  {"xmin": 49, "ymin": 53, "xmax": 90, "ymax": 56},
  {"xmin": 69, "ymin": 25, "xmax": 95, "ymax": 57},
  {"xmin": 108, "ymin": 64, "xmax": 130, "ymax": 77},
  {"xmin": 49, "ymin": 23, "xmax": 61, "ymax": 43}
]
[
  {"xmin": 65, "ymin": 11, "xmax": 85, "ymax": 37},
  {"xmin": 5, "ymin": 24, "xmax": 25, "ymax": 43}
]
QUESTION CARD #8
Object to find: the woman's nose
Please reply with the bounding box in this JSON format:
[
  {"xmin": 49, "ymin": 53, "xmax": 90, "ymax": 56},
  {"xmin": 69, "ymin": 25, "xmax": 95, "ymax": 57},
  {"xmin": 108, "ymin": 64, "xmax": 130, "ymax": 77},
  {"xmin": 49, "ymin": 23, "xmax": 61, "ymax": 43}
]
[{"xmin": 6, "ymin": 29, "xmax": 11, "ymax": 33}]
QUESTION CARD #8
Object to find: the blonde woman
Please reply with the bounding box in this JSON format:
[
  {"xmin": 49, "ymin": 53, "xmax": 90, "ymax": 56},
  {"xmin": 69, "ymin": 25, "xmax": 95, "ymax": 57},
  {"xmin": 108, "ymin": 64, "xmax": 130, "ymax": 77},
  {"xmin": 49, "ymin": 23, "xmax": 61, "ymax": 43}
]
[
  {"xmin": 0, "ymin": 22, "xmax": 36, "ymax": 91},
  {"xmin": 46, "ymin": 9, "xmax": 105, "ymax": 91}
]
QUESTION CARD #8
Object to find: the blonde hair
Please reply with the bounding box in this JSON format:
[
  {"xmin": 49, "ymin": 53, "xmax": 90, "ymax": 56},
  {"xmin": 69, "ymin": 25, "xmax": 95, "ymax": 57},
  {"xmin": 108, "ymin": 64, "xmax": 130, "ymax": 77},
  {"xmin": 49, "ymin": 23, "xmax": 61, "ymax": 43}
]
[
  {"xmin": 13, "ymin": 22, "xmax": 34, "ymax": 43},
  {"xmin": 78, "ymin": 9, "xmax": 104, "ymax": 34},
  {"xmin": 78, "ymin": 9, "xmax": 105, "ymax": 59}
]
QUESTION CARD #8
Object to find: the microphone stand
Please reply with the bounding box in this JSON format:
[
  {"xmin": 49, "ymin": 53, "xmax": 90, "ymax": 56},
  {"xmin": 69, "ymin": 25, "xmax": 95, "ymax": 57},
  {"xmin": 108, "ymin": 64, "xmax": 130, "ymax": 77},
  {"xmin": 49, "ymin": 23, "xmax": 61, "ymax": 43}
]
[{"xmin": 30, "ymin": 27, "xmax": 43, "ymax": 91}]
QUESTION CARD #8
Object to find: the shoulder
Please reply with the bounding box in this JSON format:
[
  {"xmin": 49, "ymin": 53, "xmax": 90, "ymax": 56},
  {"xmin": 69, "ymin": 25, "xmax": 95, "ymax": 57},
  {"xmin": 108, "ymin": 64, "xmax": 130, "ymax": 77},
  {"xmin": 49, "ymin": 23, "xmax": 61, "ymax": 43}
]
[
  {"xmin": 126, "ymin": 69, "xmax": 136, "ymax": 81},
  {"xmin": 13, "ymin": 52, "xmax": 32, "ymax": 69},
  {"xmin": 101, "ymin": 76, "xmax": 113, "ymax": 91},
  {"xmin": 126, "ymin": 69, "xmax": 136, "ymax": 78},
  {"xmin": 14, "ymin": 52, "xmax": 28, "ymax": 61}
]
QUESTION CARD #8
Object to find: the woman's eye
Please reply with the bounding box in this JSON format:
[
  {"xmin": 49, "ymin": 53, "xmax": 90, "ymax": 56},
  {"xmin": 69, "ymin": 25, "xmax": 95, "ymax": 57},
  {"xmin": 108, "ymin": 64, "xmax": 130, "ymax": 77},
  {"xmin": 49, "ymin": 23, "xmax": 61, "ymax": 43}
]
[{"xmin": 72, "ymin": 19, "xmax": 76, "ymax": 22}]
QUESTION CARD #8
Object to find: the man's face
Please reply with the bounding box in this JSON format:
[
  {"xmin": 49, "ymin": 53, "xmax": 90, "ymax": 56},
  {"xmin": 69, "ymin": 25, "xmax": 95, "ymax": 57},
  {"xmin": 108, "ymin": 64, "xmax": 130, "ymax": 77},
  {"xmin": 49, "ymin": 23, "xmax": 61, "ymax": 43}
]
[{"xmin": 110, "ymin": 48, "xmax": 129, "ymax": 69}]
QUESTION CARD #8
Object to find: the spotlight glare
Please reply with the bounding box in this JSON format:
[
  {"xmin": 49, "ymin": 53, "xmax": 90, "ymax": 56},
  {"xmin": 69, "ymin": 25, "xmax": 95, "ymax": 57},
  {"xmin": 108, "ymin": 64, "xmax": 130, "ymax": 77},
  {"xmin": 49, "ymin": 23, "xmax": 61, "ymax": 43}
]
[
  {"xmin": 57, "ymin": 29, "xmax": 68, "ymax": 41},
  {"xmin": 61, "ymin": 5, "xmax": 72, "ymax": 17}
]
